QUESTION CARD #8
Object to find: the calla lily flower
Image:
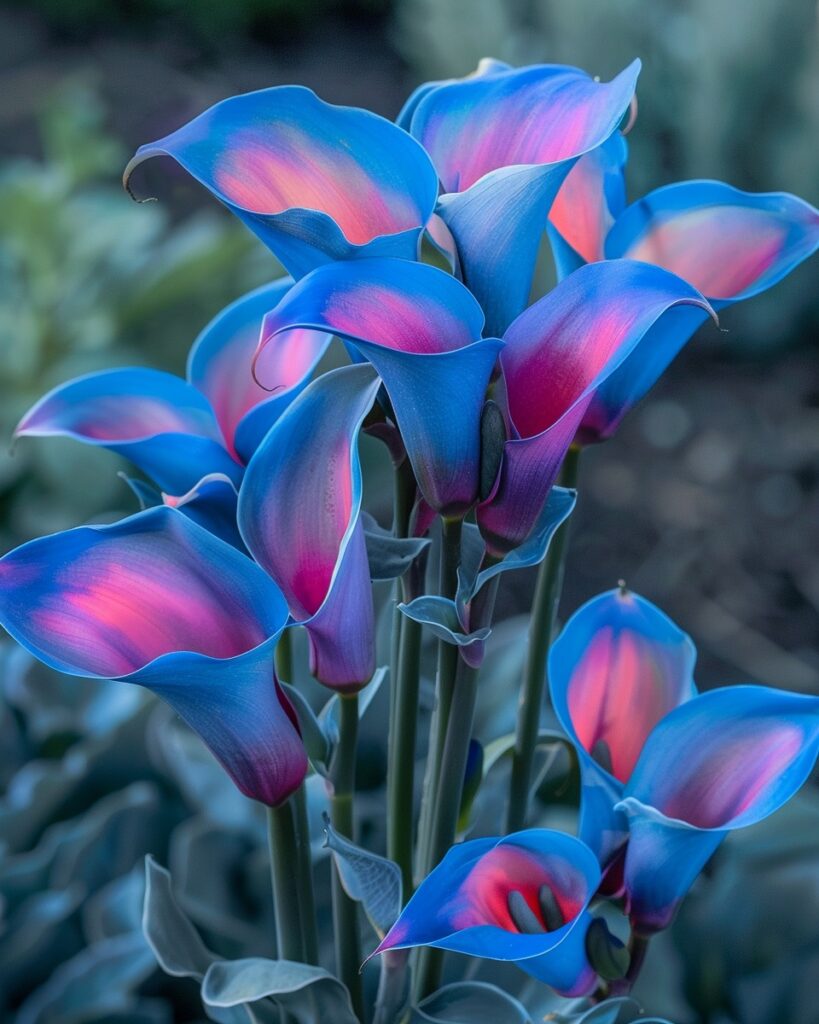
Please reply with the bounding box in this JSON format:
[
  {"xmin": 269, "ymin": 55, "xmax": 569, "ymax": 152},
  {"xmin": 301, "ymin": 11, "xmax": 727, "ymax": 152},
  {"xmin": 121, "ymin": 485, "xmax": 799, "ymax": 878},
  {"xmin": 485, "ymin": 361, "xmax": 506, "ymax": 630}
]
[
  {"xmin": 476, "ymin": 260, "xmax": 716, "ymax": 554},
  {"xmin": 0, "ymin": 506, "xmax": 307, "ymax": 806},
  {"xmin": 16, "ymin": 277, "xmax": 330, "ymax": 495},
  {"xmin": 400, "ymin": 59, "xmax": 641, "ymax": 334},
  {"xmin": 619, "ymin": 685, "xmax": 819, "ymax": 934},
  {"xmin": 124, "ymin": 87, "xmax": 439, "ymax": 278},
  {"xmin": 549, "ymin": 175, "xmax": 819, "ymax": 441},
  {"xmin": 374, "ymin": 830, "xmax": 602, "ymax": 997},
  {"xmin": 238, "ymin": 364, "xmax": 381, "ymax": 691},
  {"xmin": 254, "ymin": 257, "xmax": 501, "ymax": 517},
  {"xmin": 550, "ymin": 589, "xmax": 819, "ymax": 933},
  {"xmin": 549, "ymin": 588, "xmax": 697, "ymax": 866}
]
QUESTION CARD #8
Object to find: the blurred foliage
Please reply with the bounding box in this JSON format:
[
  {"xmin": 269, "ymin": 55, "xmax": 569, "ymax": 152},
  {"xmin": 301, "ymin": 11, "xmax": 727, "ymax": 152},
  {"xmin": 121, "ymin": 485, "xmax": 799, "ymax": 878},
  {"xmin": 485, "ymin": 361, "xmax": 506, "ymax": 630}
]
[
  {"xmin": 0, "ymin": 80, "xmax": 272, "ymax": 547},
  {"xmin": 1, "ymin": 619, "xmax": 817, "ymax": 1022},
  {"xmin": 393, "ymin": 0, "xmax": 819, "ymax": 354},
  {"xmin": 8, "ymin": 0, "xmax": 390, "ymax": 45}
]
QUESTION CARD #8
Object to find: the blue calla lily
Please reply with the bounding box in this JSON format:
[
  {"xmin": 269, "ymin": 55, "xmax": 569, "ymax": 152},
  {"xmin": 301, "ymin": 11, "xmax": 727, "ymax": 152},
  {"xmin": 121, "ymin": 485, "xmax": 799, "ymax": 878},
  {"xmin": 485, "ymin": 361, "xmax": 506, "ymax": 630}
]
[
  {"xmin": 0, "ymin": 506, "xmax": 307, "ymax": 806},
  {"xmin": 254, "ymin": 257, "xmax": 502, "ymax": 517},
  {"xmin": 476, "ymin": 260, "xmax": 715, "ymax": 554},
  {"xmin": 403, "ymin": 59, "xmax": 641, "ymax": 334},
  {"xmin": 124, "ymin": 86, "xmax": 440, "ymax": 277},
  {"xmin": 549, "ymin": 588, "xmax": 697, "ymax": 867},
  {"xmin": 548, "ymin": 175, "xmax": 819, "ymax": 441},
  {"xmin": 374, "ymin": 830, "xmax": 602, "ymax": 997},
  {"xmin": 15, "ymin": 277, "xmax": 331, "ymax": 530},
  {"xmin": 238, "ymin": 364, "xmax": 381, "ymax": 691},
  {"xmin": 550, "ymin": 589, "xmax": 819, "ymax": 932},
  {"xmin": 617, "ymin": 685, "xmax": 819, "ymax": 933}
]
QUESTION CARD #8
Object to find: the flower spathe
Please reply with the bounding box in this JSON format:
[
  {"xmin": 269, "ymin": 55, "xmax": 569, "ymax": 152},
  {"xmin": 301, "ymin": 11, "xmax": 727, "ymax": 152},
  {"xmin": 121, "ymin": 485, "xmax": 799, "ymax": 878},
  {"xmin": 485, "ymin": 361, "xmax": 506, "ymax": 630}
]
[
  {"xmin": 549, "ymin": 588, "xmax": 697, "ymax": 865},
  {"xmin": 0, "ymin": 506, "xmax": 307, "ymax": 806},
  {"xmin": 548, "ymin": 171, "xmax": 819, "ymax": 442},
  {"xmin": 375, "ymin": 830, "xmax": 601, "ymax": 997},
  {"xmin": 476, "ymin": 259, "xmax": 716, "ymax": 554},
  {"xmin": 238, "ymin": 363, "xmax": 381, "ymax": 691},
  {"xmin": 550, "ymin": 589, "xmax": 819, "ymax": 933},
  {"xmin": 124, "ymin": 86, "xmax": 439, "ymax": 277},
  {"xmin": 15, "ymin": 277, "xmax": 330, "ymax": 516},
  {"xmin": 402, "ymin": 59, "xmax": 641, "ymax": 334},
  {"xmin": 254, "ymin": 257, "xmax": 501, "ymax": 517},
  {"xmin": 618, "ymin": 685, "xmax": 819, "ymax": 933}
]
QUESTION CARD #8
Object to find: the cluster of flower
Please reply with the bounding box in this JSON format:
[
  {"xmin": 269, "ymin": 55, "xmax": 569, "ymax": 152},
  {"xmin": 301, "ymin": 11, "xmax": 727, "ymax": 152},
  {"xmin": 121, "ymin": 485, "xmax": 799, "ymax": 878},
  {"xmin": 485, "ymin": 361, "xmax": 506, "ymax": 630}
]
[{"xmin": 1, "ymin": 56, "xmax": 818, "ymax": 1010}]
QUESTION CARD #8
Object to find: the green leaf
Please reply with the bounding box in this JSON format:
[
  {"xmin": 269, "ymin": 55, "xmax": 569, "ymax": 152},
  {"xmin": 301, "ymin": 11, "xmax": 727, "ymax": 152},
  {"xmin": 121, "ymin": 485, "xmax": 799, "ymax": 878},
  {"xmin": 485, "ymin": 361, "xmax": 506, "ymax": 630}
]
[
  {"xmin": 322, "ymin": 814, "xmax": 402, "ymax": 937},
  {"xmin": 398, "ymin": 596, "xmax": 490, "ymax": 648},
  {"xmin": 412, "ymin": 981, "xmax": 533, "ymax": 1022},
  {"xmin": 202, "ymin": 957, "xmax": 359, "ymax": 1024},
  {"xmin": 362, "ymin": 512, "xmax": 431, "ymax": 580},
  {"xmin": 14, "ymin": 932, "xmax": 156, "ymax": 1024},
  {"xmin": 142, "ymin": 855, "xmax": 216, "ymax": 980},
  {"xmin": 280, "ymin": 683, "xmax": 331, "ymax": 768},
  {"xmin": 456, "ymin": 739, "xmax": 484, "ymax": 835},
  {"xmin": 319, "ymin": 666, "xmax": 387, "ymax": 749},
  {"xmin": 142, "ymin": 856, "xmax": 248, "ymax": 1024}
]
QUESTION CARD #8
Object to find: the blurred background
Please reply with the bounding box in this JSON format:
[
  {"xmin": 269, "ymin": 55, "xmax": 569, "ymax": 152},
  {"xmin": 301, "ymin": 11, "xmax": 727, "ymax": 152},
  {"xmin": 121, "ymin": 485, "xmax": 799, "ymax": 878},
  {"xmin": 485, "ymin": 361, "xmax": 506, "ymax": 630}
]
[{"xmin": 1, "ymin": 2, "xmax": 817, "ymax": 1023}]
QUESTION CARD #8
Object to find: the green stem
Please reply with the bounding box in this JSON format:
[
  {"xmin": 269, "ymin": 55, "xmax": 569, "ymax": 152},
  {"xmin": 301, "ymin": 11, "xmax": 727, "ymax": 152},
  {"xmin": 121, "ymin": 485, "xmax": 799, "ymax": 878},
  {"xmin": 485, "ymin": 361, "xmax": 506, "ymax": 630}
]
[
  {"xmin": 388, "ymin": 607, "xmax": 422, "ymax": 897},
  {"xmin": 415, "ymin": 574, "xmax": 500, "ymax": 1000},
  {"xmin": 330, "ymin": 693, "xmax": 364, "ymax": 1020},
  {"xmin": 275, "ymin": 629, "xmax": 293, "ymax": 684},
  {"xmin": 267, "ymin": 789, "xmax": 316, "ymax": 964},
  {"xmin": 292, "ymin": 784, "xmax": 319, "ymax": 966},
  {"xmin": 415, "ymin": 517, "xmax": 462, "ymax": 882},
  {"xmin": 506, "ymin": 447, "xmax": 581, "ymax": 834},
  {"xmin": 387, "ymin": 459, "xmax": 423, "ymax": 897}
]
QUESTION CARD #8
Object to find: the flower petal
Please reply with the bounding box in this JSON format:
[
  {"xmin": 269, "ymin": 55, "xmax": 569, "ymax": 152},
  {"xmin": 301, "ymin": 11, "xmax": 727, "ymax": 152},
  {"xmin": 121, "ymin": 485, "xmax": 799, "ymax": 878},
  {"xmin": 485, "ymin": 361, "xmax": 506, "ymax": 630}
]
[
  {"xmin": 238, "ymin": 364, "xmax": 380, "ymax": 690},
  {"xmin": 618, "ymin": 685, "xmax": 819, "ymax": 931},
  {"xmin": 547, "ymin": 133, "xmax": 628, "ymax": 270},
  {"xmin": 162, "ymin": 473, "xmax": 245, "ymax": 551},
  {"xmin": 125, "ymin": 87, "xmax": 439, "ymax": 277},
  {"xmin": 0, "ymin": 507, "xmax": 303, "ymax": 805},
  {"xmin": 410, "ymin": 60, "xmax": 640, "ymax": 332},
  {"xmin": 16, "ymin": 368, "xmax": 240, "ymax": 493},
  {"xmin": 375, "ymin": 830, "xmax": 600, "ymax": 997},
  {"xmin": 477, "ymin": 260, "xmax": 714, "ymax": 553},
  {"xmin": 577, "ymin": 304, "xmax": 712, "ymax": 444},
  {"xmin": 605, "ymin": 180, "xmax": 819, "ymax": 303},
  {"xmin": 187, "ymin": 278, "xmax": 331, "ymax": 462},
  {"xmin": 549, "ymin": 588, "xmax": 696, "ymax": 862},
  {"xmin": 256, "ymin": 258, "xmax": 499, "ymax": 515}
]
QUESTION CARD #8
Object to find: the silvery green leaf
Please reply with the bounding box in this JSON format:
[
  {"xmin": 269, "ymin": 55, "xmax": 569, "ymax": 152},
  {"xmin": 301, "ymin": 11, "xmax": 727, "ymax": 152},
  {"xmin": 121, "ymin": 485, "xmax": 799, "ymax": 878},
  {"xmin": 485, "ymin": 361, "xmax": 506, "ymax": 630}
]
[
  {"xmin": 412, "ymin": 981, "xmax": 533, "ymax": 1022},
  {"xmin": 280, "ymin": 683, "xmax": 331, "ymax": 768},
  {"xmin": 459, "ymin": 488, "xmax": 576, "ymax": 607},
  {"xmin": 202, "ymin": 957, "xmax": 359, "ymax": 1024},
  {"xmin": 82, "ymin": 864, "xmax": 146, "ymax": 942},
  {"xmin": 319, "ymin": 666, "xmax": 387, "ymax": 749},
  {"xmin": 49, "ymin": 782, "xmax": 161, "ymax": 891},
  {"xmin": 15, "ymin": 932, "xmax": 156, "ymax": 1024},
  {"xmin": 0, "ymin": 754, "xmax": 90, "ymax": 855},
  {"xmin": 0, "ymin": 884, "xmax": 85, "ymax": 1003},
  {"xmin": 142, "ymin": 856, "xmax": 248, "ymax": 1024},
  {"xmin": 362, "ymin": 511, "xmax": 430, "ymax": 580},
  {"xmin": 398, "ymin": 596, "xmax": 490, "ymax": 648},
  {"xmin": 142, "ymin": 855, "xmax": 216, "ymax": 979},
  {"xmin": 322, "ymin": 814, "xmax": 402, "ymax": 936},
  {"xmin": 556, "ymin": 997, "xmax": 672, "ymax": 1023}
]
